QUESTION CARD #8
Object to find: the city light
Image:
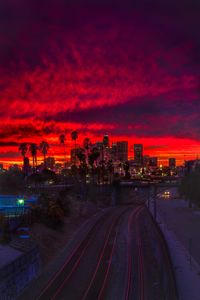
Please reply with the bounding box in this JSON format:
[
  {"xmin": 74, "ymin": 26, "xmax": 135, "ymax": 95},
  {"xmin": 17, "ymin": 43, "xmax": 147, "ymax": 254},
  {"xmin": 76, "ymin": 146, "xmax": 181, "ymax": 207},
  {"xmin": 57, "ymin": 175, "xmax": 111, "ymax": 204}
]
[{"xmin": 17, "ymin": 198, "xmax": 25, "ymax": 206}]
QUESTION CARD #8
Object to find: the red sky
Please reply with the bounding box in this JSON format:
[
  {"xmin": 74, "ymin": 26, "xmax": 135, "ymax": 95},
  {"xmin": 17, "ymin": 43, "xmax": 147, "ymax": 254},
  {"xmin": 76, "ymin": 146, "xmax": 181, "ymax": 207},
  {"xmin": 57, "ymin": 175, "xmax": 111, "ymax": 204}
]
[{"xmin": 0, "ymin": 0, "xmax": 200, "ymax": 167}]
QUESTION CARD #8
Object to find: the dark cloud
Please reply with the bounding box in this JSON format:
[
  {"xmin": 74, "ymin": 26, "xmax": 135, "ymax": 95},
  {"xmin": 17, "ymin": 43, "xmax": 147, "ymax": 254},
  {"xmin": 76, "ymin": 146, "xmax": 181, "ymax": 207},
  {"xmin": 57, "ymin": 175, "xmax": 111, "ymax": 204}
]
[
  {"xmin": 0, "ymin": 151, "xmax": 19, "ymax": 158},
  {"xmin": 0, "ymin": 142, "xmax": 18, "ymax": 147},
  {"xmin": 47, "ymin": 91, "xmax": 200, "ymax": 139}
]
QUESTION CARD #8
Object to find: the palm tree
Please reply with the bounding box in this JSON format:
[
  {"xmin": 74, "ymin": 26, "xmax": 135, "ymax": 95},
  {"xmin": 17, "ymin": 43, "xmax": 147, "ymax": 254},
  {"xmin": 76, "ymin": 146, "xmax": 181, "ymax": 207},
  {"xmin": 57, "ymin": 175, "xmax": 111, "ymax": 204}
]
[
  {"xmin": 39, "ymin": 141, "xmax": 49, "ymax": 168},
  {"xmin": 59, "ymin": 134, "xmax": 66, "ymax": 164},
  {"xmin": 88, "ymin": 147, "xmax": 100, "ymax": 182},
  {"xmin": 71, "ymin": 131, "xmax": 78, "ymax": 164},
  {"xmin": 71, "ymin": 131, "xmax": 78, "ymax": 149},
  {"xmin": 29, "ymin": 143, "xmax": 38, "ymax": 172},
  {"xmin": 83, "ymin": 137, "xmax": 90, "ymax": 164},
  {"xmin": 76, "ymin": 147, "xmax": 86, "ymax": 164},
  {"xmin": 18, "ymin": 143, "xmax": 28, "ymax": 169}
]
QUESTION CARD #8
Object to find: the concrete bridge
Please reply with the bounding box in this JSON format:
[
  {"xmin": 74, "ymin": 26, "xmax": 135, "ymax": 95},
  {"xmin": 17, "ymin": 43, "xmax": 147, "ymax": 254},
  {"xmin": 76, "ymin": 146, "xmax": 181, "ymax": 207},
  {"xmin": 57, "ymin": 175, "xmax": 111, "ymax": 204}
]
[
  {"xmin": 27, "ymin": 184, "xmax": 74, "ymax": 194},
  {"xmin": 120, "ymin": 179, "xmax": 180, "ymax": 189}
]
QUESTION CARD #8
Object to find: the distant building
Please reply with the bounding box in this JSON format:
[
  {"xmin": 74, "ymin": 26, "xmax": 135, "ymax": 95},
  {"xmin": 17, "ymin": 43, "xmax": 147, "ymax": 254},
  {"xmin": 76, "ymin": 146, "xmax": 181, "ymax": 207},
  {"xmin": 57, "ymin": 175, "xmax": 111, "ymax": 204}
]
[
  {"xmin": 143, "ymin": 155, "xmax": 150, "ymax": 167},
  {"xmin": 116, "ymin": 141, "xmax": 128, "ymax": 162},
  {"xmin": 54, "ymin": 163, "xmax": 62, "ymax": 173},
  {"xmin": 9, "ymin": 164, "xmax": 20, "ymax": 171},
  {"xmin": 134, "ymin": 144, "xmax": 143, "ymax": 166},
  {"xmin": 110, "ymin": 143, "xmax": 117, "ymax": 161},
  {"xmin": 0, "ymin": 163, "xmax": 3, "ymax": 170},
  {"xmin": 103, "ymin": 135, "xmax": 110, "ymax": 148},
  {"xmin": 149, "ymin": 157, "xmax": 158, "ymax": 167},
  {"xmin": 44, "ymin": 157, "xmax": 55, "ymax": 169},
  {"xmin": 169, "ymin": 158, "xmax": 176, "ymax": 169}
]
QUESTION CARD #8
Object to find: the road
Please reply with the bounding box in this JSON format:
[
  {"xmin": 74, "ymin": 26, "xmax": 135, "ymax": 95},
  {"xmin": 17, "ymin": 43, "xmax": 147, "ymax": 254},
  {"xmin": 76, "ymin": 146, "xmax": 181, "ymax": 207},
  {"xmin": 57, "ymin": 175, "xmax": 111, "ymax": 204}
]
[{"xmin": 19, "ymin": 205, "xmax": 178, "ymax": 300}]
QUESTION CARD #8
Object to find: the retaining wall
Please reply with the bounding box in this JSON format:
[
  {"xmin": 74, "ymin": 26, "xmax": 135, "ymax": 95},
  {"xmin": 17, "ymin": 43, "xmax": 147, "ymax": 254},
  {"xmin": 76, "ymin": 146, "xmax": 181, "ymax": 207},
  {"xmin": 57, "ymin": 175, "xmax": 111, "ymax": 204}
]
[{"xmin": 0, "ymin": 245, "xmax": 40, "ymax": 300}]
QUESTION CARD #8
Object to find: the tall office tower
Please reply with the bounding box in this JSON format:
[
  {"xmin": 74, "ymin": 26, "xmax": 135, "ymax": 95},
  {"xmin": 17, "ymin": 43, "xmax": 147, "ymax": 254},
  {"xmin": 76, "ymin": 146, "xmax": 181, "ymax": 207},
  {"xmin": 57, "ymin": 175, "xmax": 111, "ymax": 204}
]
[
  {"xmin": 149, "ymin": 157, "xmax": 158, "ymax": 167},
  {"xmin": 143, "ymin": 155, "xmax": 150, "ymax": 167},
  {"xmin": 169, "ymin": 158, "xmax": 176, "ymax": 168},
  {"xmin": 103, "ymin": 135, "xmax": 110, "ymax": 148},
  {"xmin": 134, "ymin": 144, "xmax": 143, "ymax": 166},
  {"xmin": 116, "ymin": 141, "xmax": 128, "ymax": 162},
  {"xmin": 110, "ymin": 143, "xmax": 118, "ymax": 161}
]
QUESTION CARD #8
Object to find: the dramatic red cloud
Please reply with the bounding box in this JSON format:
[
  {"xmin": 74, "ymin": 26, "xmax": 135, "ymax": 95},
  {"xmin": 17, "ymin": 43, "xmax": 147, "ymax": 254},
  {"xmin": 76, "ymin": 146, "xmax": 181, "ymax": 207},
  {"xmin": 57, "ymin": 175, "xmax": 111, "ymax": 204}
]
[{"xmin": 0, "ymin": 0, "xmax": 200, "ymax": 166}]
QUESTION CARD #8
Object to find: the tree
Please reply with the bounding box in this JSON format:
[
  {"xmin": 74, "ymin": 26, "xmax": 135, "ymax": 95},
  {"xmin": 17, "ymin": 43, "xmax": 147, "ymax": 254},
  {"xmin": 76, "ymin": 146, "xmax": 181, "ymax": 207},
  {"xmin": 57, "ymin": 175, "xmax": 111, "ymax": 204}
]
[
  {"xmin": 0, "ymin": 214, "xmax": 11, "ymax": 244},
  {"xmin": 83, "ymin": 137, "xmax": 91, "ymax": 164},
  {"xmin": 79, "ymin": 162, "xmax": 88, "ymax": 178},
  {"xmin": 123, "ymin": 161, "xmax": 131, "ymax": 179},
  {"xmin": 71, "ymin": 131, "xmax": 78, "ymax": 148},
  {"xmin": 29, "ymin": 143, "xmax": 38, "ymax": 172},
  {"xmin": 76, "ymin": 147, "xmax": 86, "ymax": 164},
  {"xmin": 179, "ymin": 167, "xmax": 200, "ymax": 208},
  {"xmin": 0, "ymin": 169, "xmax": 25, "ymax": 193},
  {"xmin": 47, "ymin": 200, "xmax": 64, "ymax": 228},
  {"xmin": 88, "ymin": 147, "xmax": 100, "ymax": 168},
  {"xmin": 59, "ymin": 134, "xmax": 66, "ymax": 164},
  {"xmin": 39, "ymin": 141, "xmax": 49, "ymax": 168},
  {"xmin": 98, "ymin": 160, "xmax": 107, "ymax": 184},
  {"xmin": 18, "ymin": 143, "xmax": 28, "ymax": 170},
  {"xmin": 83, "ymin": 137, "xmax": 90, "ymax": 151},
  {"xmin": 71, "ymin": 131, "xmax": 78, "ymax": 164}
]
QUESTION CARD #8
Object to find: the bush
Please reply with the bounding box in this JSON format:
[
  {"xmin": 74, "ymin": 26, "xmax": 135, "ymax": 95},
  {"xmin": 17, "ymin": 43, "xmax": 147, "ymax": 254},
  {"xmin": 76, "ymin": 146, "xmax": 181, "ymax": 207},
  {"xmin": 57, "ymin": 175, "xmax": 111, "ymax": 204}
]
[
  {"xmin": 30, "ymin": 196, "xmax": 65, "ymax": 229},
  {"xmin": 0, "ymin": 170, "xmax": 25, "ymax": 194},
  {"xmin": 179, "ymin": 169, "xmax": 200, "ymax": 207},
  {"xmin": 0, "ymin": 214, "xmax": 11, "ymax": 244}
]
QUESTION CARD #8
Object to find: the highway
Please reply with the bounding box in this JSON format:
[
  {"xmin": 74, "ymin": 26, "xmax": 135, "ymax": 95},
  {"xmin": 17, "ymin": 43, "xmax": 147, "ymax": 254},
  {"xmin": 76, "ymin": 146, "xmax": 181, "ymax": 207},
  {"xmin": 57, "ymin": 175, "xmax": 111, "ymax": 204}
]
[{"xmin": 21, "ymin": 204, "xmax": 178, "ymax": 300}]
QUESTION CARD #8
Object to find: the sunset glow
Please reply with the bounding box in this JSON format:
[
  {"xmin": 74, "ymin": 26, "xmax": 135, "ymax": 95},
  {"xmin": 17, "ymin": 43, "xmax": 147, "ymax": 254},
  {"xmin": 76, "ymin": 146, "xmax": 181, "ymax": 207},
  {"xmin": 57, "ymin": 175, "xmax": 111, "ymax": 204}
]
[{"xmin": 1, "ymin": 0, "xmax": 200, "ymax": 167}]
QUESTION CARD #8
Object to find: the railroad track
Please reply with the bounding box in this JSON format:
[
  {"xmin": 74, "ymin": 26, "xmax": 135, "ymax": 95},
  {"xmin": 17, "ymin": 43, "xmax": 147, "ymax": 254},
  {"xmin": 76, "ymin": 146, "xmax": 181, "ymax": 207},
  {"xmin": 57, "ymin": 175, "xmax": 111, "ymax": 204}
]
[
  {"xmin": 19, "ymin": 203, "xmax": 178, "ymax": 300},
  {"xmin": 125, "ymin": 206, "xmax": 145, "ymax": 300},
  {"xmin": 37, "ymin": 206, "xmax": 141, "ymax": 300},
  {"xmin": 146, "ymin": 210, "xmax": 178, "ymax": 300}
]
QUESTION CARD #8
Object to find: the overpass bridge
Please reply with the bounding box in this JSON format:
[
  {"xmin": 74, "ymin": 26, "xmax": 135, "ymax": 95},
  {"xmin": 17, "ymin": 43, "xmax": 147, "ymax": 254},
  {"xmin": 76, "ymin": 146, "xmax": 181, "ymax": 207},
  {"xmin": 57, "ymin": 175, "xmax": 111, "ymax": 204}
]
[
  {"xmin": 27, "ymin": 184, "xmax": 74, "ymax": 194},
  {"xmin": 120, "ymin": 179, "xmax": 181, "ymax": 189}
]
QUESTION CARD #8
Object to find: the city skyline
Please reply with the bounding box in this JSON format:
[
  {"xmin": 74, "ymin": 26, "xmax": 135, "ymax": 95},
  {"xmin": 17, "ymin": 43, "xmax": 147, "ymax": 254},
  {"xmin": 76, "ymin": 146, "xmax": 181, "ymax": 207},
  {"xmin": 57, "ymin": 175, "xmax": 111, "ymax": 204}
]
[
  {"xmin": 0, "ymin": 136, "xmax": 190, "ymax": 168},
  {"xmin": 0, "ymin": 1, "xmax": 200, "ymax": 166}
]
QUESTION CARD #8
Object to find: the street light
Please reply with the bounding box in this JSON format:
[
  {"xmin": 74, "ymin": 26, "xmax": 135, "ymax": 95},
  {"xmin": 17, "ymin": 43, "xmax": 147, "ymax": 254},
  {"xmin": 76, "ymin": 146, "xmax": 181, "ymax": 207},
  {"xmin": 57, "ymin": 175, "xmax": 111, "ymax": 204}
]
[{"xmin": 17, "ymin": 198, "xmax": 24, "ymax": 206}]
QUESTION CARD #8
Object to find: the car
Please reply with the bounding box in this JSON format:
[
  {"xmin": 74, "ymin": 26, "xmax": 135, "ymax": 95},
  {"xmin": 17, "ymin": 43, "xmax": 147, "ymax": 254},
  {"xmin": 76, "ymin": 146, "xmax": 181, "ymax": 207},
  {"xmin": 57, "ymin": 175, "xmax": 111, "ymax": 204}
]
[{"xmin": 162, "ymin": 191, "xmax": 170, "ymax": 199}]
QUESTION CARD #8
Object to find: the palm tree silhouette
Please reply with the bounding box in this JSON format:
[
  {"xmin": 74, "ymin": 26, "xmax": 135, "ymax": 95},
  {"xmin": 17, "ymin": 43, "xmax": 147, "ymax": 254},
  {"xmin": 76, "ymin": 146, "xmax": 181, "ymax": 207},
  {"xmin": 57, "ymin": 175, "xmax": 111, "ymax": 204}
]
[
  {"xmin": 71, "ymin": 131, "xmax": 78, "ymax": 149},
  {"xmin": 39, "ymin": 141, "xmax": 49, "ymax": 168},
  {"xmin": 76, "ymin": 147, "xmax": 86, "ymax": 164},
  {"xmin": 71, "ymin": 131, "xmax": 78, "ymax": 163},
  {"xmin": 88, "ymin": 147, "xmax": 100, "ymax": 168},
  {"xmin": 88, "ymin": 147, "xmax": 100, "ymax": 182},
  {"xmin": 59, "ymin": 134, "xmax": 66, "ymax": 164},
  {"xmin": 29, "ymin": 143, "xmax": 38, "ymax": 172},
  {"xmin": 18, "ymin": 143, "xmax": 28, "ymax": 169},
  {"xmin": 83, "ymin": 137, "xmax": 90, "ymax": 164}
]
